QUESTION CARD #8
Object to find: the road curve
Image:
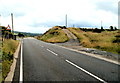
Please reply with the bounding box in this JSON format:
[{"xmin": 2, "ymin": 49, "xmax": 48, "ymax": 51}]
[{"xmin": 14, "ymin": 38, "xmax": 120, "ymax": 82}]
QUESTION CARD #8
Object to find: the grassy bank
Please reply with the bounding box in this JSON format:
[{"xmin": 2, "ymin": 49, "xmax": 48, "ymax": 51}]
[
  {"xmin": 0, "ymin": 37, "xmax": 2, "ymax": 82},
  {"xmin": 68, "ymin": 28, "xmax": 120, "ymax": 54},
  {"xmin": 37, "ymin": 26, "xmax": 69, "ymax": 43},
  {"xmin": 2, "ymin": 39, "xmax": 19, "ymax": 82}
]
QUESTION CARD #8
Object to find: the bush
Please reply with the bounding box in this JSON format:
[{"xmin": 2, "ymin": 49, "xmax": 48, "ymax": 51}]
[
  {"xmin": 93, "ymin": 28, "xmax": 101, "ymax": 33},
  {"xmin": 113, "ymin": 35, "xmax": 120, "ymax": 43}
]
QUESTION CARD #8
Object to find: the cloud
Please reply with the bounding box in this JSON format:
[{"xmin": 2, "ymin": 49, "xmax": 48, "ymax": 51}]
[
  {"xmin": 0, "ymin": 0, "xmax": 118, "ymax": 33},
  {"xmin": 118, "ymin": 1, "xmax": 120, "ymax": 29},
  {"xmin": 95, "ymin": 0, "xmax": 118, "ymax": 15}
]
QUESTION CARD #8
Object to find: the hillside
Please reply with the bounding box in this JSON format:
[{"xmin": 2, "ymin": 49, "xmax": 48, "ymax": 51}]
[
  {"xmin": 37, "ymin": 26, "xmax": 69, "ymax": 43},
  {"xmin": 14, "ymin": 31, "xmax": 42, "ymax": 37},
  {"xmin": 37, "ymin": 26, "xmax": 120, "ymax": 54},
  {"xmin": 68, "ymin": 28, "xmax": 120, "ymax": 54}
]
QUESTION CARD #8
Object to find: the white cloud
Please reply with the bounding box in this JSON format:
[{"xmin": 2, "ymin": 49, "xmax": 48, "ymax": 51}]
[{"xmin": 0, "ymin": 0, "xmax": 119, "ymax": 33}]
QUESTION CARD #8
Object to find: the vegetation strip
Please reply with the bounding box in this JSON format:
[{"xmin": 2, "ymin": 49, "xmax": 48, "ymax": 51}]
[
  {"xmin": 2, "ymin": 39, "xmax": 19, "ymax": 82},
  {"xmin": 4, "ymin": 42, "xmax": 20, "ymax": 81}
]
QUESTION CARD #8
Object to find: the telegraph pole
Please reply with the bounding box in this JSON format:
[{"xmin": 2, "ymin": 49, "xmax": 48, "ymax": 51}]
[
  {"xmin": 101, "ymin": 20, "xmax": 104, "ymax": 30},
  {"xmin": 73, "ymin": 24, "xmax": 75, "ymax": 27},
  {"xmin": 101, "ymin": 20, "xmax": 103, "ymax": 28},
  {"xmin": 0, "ymin": 14, "xmax": 3, "ymax": 47},
  {"xmin": 0, "ymin": 14, "xmax": 1, "ymax": 26},
  {"xmin": 65, "ymin": 14, "xmax": 67, "ymax": 28},
  {"xmin": 11, "ymin": 13, "xmax": 14, "ymax": 33},
  {"xmin": 11, "ymin": 13, "xmax": 15, "ymax": 39}
]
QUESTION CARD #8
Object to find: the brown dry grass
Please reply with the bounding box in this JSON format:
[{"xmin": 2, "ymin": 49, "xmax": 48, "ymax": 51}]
[
  {"xmin": 68, "ymin": 27, "xmax": 120, "ymax": 54},
  {"xmin": 39, "ymin": 26, "xmax": 69, "ymax": 43}
]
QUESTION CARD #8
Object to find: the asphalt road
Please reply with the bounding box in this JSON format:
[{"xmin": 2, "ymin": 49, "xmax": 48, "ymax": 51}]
[{"xmin": 14, "ymin": 38, "xmax": 120, "ymax": 82}]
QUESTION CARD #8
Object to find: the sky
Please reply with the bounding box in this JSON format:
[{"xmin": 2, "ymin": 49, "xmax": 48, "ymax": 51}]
[{"xmin": 0, "ymin": 0, "xmax": 119, "ymax": 33}]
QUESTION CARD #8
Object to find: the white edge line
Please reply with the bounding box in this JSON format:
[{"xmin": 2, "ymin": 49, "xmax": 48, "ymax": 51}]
[
  {"xmin": 19, "ymin": 40, "xmax": 23, "ymax": 82},
  {"xmin": 65, "ymin": 59, "xmax": 107, "ymax": 83},
  {"xmin": 47, "ymin": 49, "xmax": 58, "ymax": 56}
]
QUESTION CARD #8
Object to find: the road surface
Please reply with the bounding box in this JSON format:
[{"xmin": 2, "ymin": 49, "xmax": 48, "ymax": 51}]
[{"xmin": 13, "ymin": 38, "xmax": 119, "ymax": 82}]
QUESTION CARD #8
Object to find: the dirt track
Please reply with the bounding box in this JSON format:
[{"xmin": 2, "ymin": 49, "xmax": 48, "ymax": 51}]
[{"xmin": 55, "ymin": 29, "xmax": 80, "ymax": 46}]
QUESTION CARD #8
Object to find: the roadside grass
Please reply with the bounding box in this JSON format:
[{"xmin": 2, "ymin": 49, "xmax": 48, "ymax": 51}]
[
  {"xmin": 68, "ymin": 28, "xmax": 120, "ymax": 54},
  {"xmin": 0, "ymin": 63, "xmax": 1, "ymax": 83},
  {"xmin": 2, "ymin": 39, "xmax": 19, "ymax": 82},
  {"xmin": 38, "ymin": 26, "xmax": 69, "ymax": 43},
  {"xmin": 0, "ymin": 37, "xmax": 2, "ymax": 82}
]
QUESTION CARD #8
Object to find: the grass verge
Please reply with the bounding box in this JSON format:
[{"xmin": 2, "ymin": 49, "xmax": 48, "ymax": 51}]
[{"xmin": 2, "ymin": 39, "xmax": 19, "ymax": 82}]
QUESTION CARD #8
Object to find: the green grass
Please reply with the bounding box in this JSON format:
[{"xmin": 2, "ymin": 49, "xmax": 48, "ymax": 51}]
[
  {"xmin": 0, "ymin": 38, "xmax": 2, "ymax": 83},
  {"xmin": 38, "ymin": 26, "xmax": 69, "ymax": 43},
  {"xmin": 2, "ymin": 39, "xmax": 19, "ymax": 82},
  {"xmin": 68, "ymin": 28, "xmax": 120, "ymax": 54}
]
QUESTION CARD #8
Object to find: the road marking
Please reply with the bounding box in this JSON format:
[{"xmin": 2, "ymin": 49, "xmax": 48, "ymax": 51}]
[
  {"xmin": 47, "ymin": 49, "xmax": 58, "ymax": 56},
  {"xmin": 65, "ymin": 59, "xmax": 107, "ymax": 83},
  {"xmin": 19, "ymin": 40, "xmax": 23, "ymax": 83},
  {"xmin": 41, "ymin": 46, "xmax": 44, "ymax": 47}
]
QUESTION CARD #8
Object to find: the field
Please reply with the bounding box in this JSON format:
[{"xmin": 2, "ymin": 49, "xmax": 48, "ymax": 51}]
[
  {"xmin": 68, "ymin": 28, "xmax": 120, "ymax": 54},
  {"xmin": 37, "ymin": 26, "xmax": 69, "ymax": 43}
]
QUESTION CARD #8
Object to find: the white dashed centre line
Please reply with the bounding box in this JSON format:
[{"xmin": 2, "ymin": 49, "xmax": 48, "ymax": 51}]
[
  {"xmin": 47, "ymin": 49, "xmax": 58, "ymax": 56},
  {"xmin": 65, "ymin": 59, "xmax": 107, "ymax": 83}
]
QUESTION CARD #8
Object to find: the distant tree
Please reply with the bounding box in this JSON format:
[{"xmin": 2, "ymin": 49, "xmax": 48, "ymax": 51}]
[
  {"xmin": 93, "ymin": 28, "xmax": 101, "ymax": 33},
  {"xmin": 110, "ymin": 26, "xmax": 114, "ymax": 31},
  {"xmin": 114, "ymin": 27, "xmax": 117, "ymax": 30},
  {"xmin": 101, "ymin": 26, "xmax": 104, "ymax": 31},
  {"xmin": 18, "ymin": 33, "xmax": 24, "ymax": 37}
]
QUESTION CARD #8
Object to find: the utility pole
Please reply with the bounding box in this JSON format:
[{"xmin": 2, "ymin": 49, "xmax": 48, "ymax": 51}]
[
  {"xmin": 11, "ymin": 13, "xmax": 14, "ymax": 33},
  {"xmin": 0, "ymin": 14, "xmax": 1, "ymax": 26},
  {"xmin": 65, "ymin": 14, "xmax": 67, "ymax": 28},
  {"xmin": 0, "ymin": 14, "xmax": 3, "ymax": 47},
  {"xmin": 101, "ymin": 20, "xmax": 103, "ymax": 28},
  {"xmin": 11, "ymin": 13, "xmax": 15, "ymax": 40},
  {"xmin": 73, "ymin": 24, "xmax": 75, "ymax": 27}
]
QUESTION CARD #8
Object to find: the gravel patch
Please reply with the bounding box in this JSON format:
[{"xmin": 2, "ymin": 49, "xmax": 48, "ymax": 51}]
[{"xmin": 55, "ymin": 44, "xmax": 120, "ymax": 62}]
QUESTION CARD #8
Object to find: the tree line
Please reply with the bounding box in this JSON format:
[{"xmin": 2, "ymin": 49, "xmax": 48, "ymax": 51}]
[{"xmin": 80, "ymin": 26, "xmax": 118, "ymax": 33}]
